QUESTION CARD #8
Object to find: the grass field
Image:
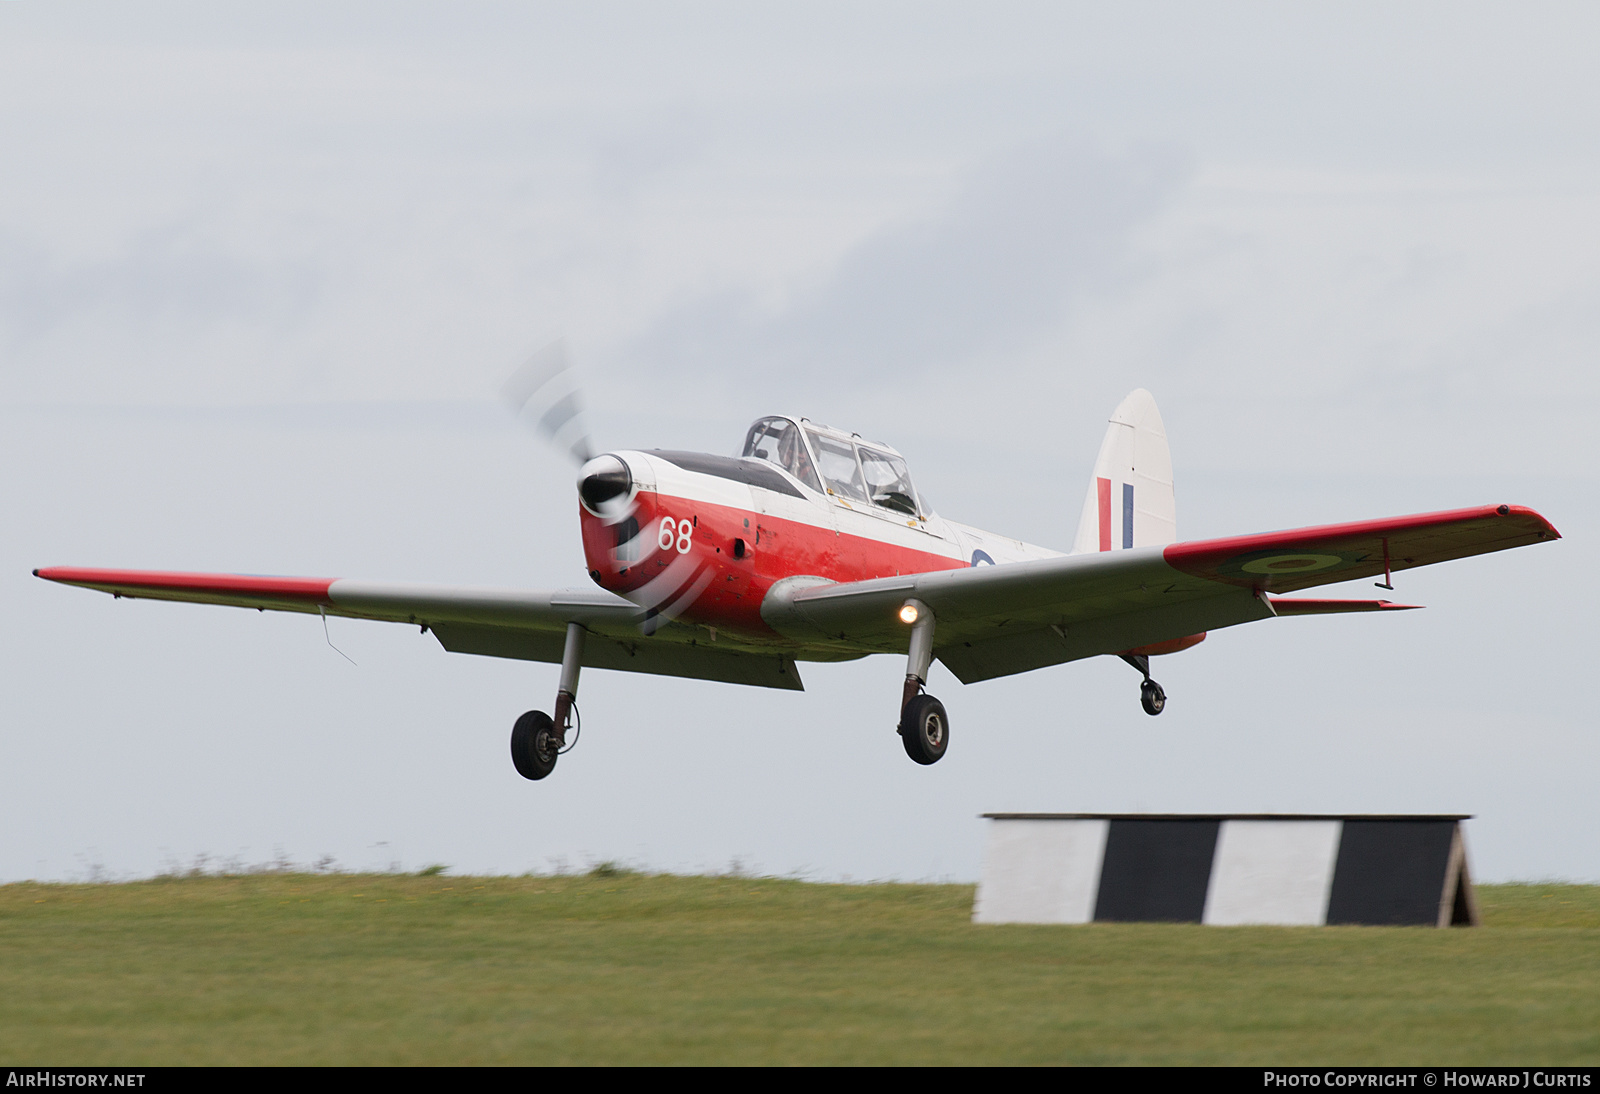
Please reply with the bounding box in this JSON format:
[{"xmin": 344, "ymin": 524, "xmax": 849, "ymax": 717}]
[{"xmin": 3, "ymin": 871, "xmax": 1598, "ymax": 1065}]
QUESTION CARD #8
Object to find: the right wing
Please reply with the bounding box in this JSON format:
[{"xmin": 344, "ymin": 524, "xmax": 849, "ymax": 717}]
[
  {"xmin": 33, "ymin": 567, "xmax": 810, "ymax": 690},
  {"xmin": 761, "ymin": 503, "xmax": 1559, "ymax": 684}
]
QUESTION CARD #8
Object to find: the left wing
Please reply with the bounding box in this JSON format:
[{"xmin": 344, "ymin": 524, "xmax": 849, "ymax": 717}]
[
  {"xmin": 762, "ymin": 504, "xmax": 1558, "ymax": 683},
  {"xmin": 33, "ymin": 567, "xmax": 810, "ymax": 690}
]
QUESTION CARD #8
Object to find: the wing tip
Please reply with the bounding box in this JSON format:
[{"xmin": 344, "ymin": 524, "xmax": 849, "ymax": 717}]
[
  {"xmin": 32, "ymin": 566, "xmax": 337, "ymax": 602},
  {"xmin": 1501, "ymin": 504, "xmax": 1562, "ymax": 540}
]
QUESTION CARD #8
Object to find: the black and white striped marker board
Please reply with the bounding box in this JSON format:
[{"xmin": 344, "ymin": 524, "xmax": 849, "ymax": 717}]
[{"xmin": 973, "ymin": 814, "xmax": 1478, "ymax": 927}]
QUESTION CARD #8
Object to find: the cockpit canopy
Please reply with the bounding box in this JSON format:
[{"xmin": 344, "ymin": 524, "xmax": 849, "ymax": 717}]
[{"xmin": 741, "ymin": 416, "xmax": 923, "ymax": 518}]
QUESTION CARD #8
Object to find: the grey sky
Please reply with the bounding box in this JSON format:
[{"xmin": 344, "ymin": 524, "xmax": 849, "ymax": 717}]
[{"xmin": 3, "ymin": 3, "xmax": 1596, "ymax": 883}]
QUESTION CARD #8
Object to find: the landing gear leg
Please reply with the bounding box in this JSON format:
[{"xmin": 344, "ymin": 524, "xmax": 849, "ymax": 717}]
[
  {"xmin": 897, "ymin": 599, "xmax": 948, "ymax": 764},
  {"xmin": 511, "ymin": 622, "xmax": 587, "ymax": 780},
  {"xmin": 1119, "ymin": 653, "xmax": 1166, "ymax": 716}
]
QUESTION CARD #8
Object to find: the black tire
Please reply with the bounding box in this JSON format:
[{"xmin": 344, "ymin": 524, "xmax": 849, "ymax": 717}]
[
  {"xmin": 510, "ymin": 710, "xmax": 559, "ymax": 780},
  {"xmin": 899, "ymin": 694, "xmax": 949, "ymax": 765},
  {"xmin": 1140, "ymin": 680, "xmax": 1166, "ymax": 716}
]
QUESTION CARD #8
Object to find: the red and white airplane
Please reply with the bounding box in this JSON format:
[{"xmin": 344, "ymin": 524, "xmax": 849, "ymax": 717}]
[{"xmin": 35, "ymin": 384, "xmax": 1559, "ymax": 781}]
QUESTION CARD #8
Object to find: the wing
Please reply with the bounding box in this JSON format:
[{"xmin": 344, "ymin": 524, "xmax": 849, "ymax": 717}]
[
  {"xmin": 761, "ymin": 504, "xmax": 1559, "ymax": 684},
  {"xmin": 1160, "ymin": 503, "xmax": 1557, "ymax": 592},
  {"xmin": 32, "ymin": 567, "xmax": 806, "ymax": 690}
]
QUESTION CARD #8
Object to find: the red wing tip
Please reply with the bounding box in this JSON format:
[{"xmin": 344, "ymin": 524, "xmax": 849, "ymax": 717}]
[
  {"xmin": 34, "ymin": 566, "xmax": 337, "ymax": 601},
  {"xmin": 1499, "ymin": 504, "xmax": 1561, "ymax": 539}
]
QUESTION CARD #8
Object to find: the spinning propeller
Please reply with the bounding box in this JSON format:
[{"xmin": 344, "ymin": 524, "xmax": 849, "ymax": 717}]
[
  {"xmin": 500, "ymin": 340, "xmax": 593, "ymax": 466},
  {"xmin": 501, "ymin": 341, "xmax": 629, "ymax": 520},
  {"xmin": 499, "ymin": 341, "xmax": 706, "ymax": 630}
]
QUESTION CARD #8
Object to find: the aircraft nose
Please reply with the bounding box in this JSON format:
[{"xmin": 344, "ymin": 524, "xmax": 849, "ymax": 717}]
[{"xmin": 578, "ymin": 454, "xmax": 633, "ymax": 513}]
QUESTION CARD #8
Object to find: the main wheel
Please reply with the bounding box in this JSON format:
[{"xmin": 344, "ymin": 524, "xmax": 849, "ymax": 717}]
[
  {"xmin": 899, "ymin": 694, "xmax": 949, "ymax": 765},
  {"xmin": 1140, "ymin": 680, "xmax": 1166, "ymax": 716},
  {"xmin": 510, "ymin": 710, "xmax": 559, "ymax": 780}
]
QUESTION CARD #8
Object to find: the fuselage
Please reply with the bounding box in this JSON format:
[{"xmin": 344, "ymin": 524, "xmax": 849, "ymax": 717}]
[{"xmin": 579, "ymin": 424, "xmax": 1062, "ymax": 642}]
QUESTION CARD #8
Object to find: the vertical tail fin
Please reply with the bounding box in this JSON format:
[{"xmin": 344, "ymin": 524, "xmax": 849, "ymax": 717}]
[{"xmin": 1071, "ymin": 389, "xmax": 1176, "ymax": 554}]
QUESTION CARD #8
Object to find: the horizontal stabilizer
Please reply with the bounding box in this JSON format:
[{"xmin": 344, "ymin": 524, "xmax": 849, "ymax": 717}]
[{"xmin": 1267, "ymin": 598, "xmax": 1421, "ymax": 615}]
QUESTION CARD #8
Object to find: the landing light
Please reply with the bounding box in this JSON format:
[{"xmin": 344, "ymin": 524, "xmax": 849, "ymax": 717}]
[{"xmin": 899, "ymin": 603, "xmax": 919, "ymax": 625}]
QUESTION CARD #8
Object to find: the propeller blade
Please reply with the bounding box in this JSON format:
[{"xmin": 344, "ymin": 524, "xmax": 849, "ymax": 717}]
[
  {"xmin": 502, "ymin": 341, "xmax": 699, "ymax": 629},
  {"xmin": 500, "ymin": 340, "xmax": 594, "ymax": 465}
]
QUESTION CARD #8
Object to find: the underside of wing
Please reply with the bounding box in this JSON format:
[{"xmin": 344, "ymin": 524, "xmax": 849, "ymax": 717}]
[
  {"xmin": 34, "ymin": 567, "xmax": 807, "ymax": 690},
  {"xmin": 763, "ymin": 549, "xmax": 1276, "ymax": 684},
  {"xmin": 427, "ymin": 620, "xmax": 804, "ymax": 689}
]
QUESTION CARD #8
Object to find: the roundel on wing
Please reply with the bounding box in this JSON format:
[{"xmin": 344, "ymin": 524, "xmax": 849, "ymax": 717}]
[
  {"xmin": 1239, "ymin": 553, "xmax": 1344, "ymax": 575},
  {"xmin": 1211, "ymin": 548, "xmax": 1360, "ymax": 585},
  {"xmin": 970, "ymin": 549, "xmax": 996, "ymax": 567}
]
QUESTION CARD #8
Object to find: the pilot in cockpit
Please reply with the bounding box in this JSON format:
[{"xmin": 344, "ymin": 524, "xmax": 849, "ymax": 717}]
[
  {"xmin": 777, "ymin": 425, "xmax": 817, "ymax": 490},
  {"xmin": 744, "ymin": 416, "xmax": 825, "ymax": 493}
]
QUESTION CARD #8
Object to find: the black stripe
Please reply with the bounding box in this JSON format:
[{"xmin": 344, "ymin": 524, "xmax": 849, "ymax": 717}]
[
  {"xmin": 1093, "ymin": 819, "xmax": 1219, "ymax": 923},
  {"xmin": 982, "ymin": 813, "xmax": 1470, "ymax": 821},
  {"xmin": 1325, "ymin": 820, "xmax": 1456, "ymax": 926},
  {"xmin": 650, "ymin": 450, "xmax": 805, "ymax": 498}
]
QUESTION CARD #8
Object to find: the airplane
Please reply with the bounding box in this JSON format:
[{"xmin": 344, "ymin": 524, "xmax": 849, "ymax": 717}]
[{"xmin": 34, "ymin": 381, "xmax": 1560, "ymax": 782}]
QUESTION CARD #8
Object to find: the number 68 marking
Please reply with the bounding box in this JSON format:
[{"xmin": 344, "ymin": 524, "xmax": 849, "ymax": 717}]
[{"xmin": 658, "ymin": 516, "xmax": 693, "ymax": 554}]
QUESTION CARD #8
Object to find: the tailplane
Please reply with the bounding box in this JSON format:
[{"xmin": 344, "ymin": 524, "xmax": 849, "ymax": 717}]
[{"xmin": 1071, "ymin": 389, "xmax": 1176, "ymax": 554}]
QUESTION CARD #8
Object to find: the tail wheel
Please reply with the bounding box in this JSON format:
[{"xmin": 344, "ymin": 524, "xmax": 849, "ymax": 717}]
[
  {"xmin": 899, "ymin": 694, "xmax": 950, "ymax": 765},
  {"xmin": 511, "ymin": 710, "xmax": 559, "ymax": 780},
  {"xmin": 1140, "ymin": 680, "xmax": 1166, "ymax": 716}
]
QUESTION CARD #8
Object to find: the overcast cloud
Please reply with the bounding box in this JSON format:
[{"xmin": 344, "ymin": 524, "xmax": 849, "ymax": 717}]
[{"xmin": 630, "ymin": 139, "xmax": 1191, "ymax": 383}]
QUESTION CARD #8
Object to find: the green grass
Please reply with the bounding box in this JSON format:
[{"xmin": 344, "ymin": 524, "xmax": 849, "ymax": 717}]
[{"xmin": 2, "ymin": 873, "xmax": 1598, "ymax": 1064}]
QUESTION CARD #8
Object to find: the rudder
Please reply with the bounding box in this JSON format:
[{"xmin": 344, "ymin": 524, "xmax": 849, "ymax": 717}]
[{"xmin": 1071, "ymin": 389, "xmax": 1176, "ymax": 554}]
